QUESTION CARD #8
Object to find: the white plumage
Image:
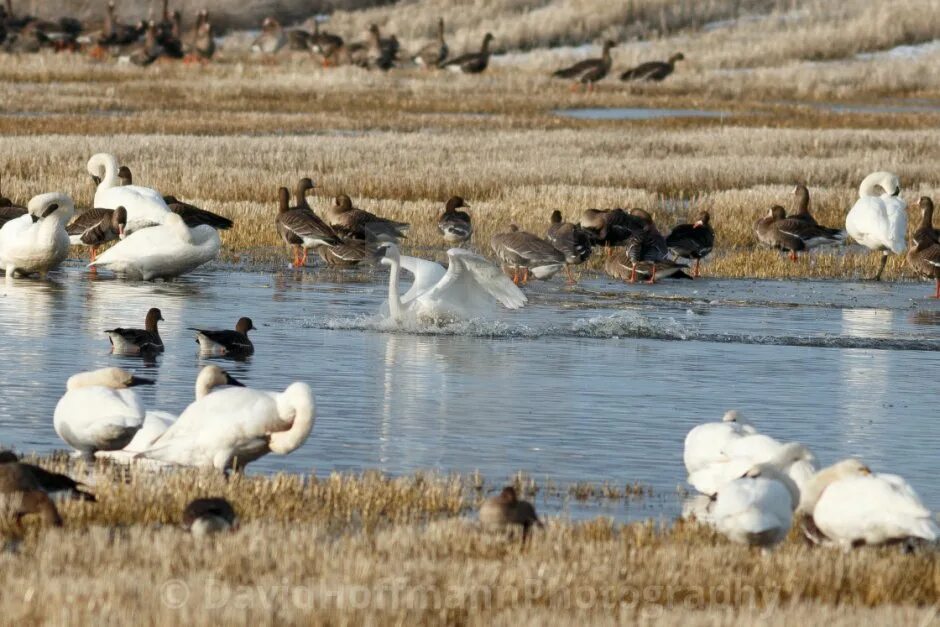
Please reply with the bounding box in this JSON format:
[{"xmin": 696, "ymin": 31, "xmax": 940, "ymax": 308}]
[
  {"xmin": 0, "ymin": 192, "xmax": 74, "ymax": 278},
  {"xmin": 708, "ymin": 464, "xmax": 798, "ymax": 548},
  {"xmin": 683, "ymin": 410, "xmax": 756, "ymax": 477},
  {"xmin": 87, "ymin": 153, "xmax": 169, "ymax": 233},
  {"xmin": 845, "ymin": 171, "xmax": 907, "ymax": 280},
  {"xmin": 378, "ymin": 244, "xmax": 527, "ymax": 322},
  {"xmin": 89, "ymin": 212, "xmax": 220, "ymax": 280}
]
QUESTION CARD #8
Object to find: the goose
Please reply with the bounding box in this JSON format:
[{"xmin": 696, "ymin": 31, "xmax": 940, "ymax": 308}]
[
  {"xmin": 106, "ymin": 307, "xmax": 164, "ymax": 355},
  {"xmin": 0, "ymin": 462, "xmax": 62, "ymax": 528},
  {"xmin": 129, "ymin": 20, "xmax": 165, "ymax": 66},
  {"xmin": 377, "ymin": 243, "xmax": 526, "ymax": 322},
  {"xmin": 579, "ymin": 207, "xmax": 646, "ymax": 253},
  {"xmin": 618, "ymin": 213, "xmax": 674, "ymax": 283},
  {"xmin": 366, "ymin": 24, "xmax": 399, "ymax": 71},
  {"xmin": 0, "ymin": 451, "xmax": 95, "ymax": 501},
  {"xmin": 66, "ymin": 206, "xmax": 126, "ymax": 261},
  {"xmin": 790, "ymin": 184, "xmax": 845, "ymax": 238},
  {"xmin": 620, "ymin": 52, "xmax": 684, "ymax": 81},
  {"xmin": 315, "ymin": 238, "xmax": 368, "ymax": 267},
  {"xmin": 413, "ymin": 17, "xmax": 448, "ymax": 68},
  {"xmin": 438, "ymin": 196, "xmax": 472, "ymax": 244},
  {"xmin": 92, "ymin": 1, "xmax": 144, "ymax": 57},
  {"xmin": 87, "ymin": 153, "xmax": 169, "ymax": 233},
  {"xmin": 707, "ymin": 463, "xmax": 798, "ymax": 549},
  {"xmin": 479, "ymin": 486, "xmax": 543, "ymax": 544},
  {"xmin": 491, "ymin": 225, "xmax": 566, "ymax": 284},
  {"xmin": 800, "ymin": 459, "xmax": 938, "ymax": 549},
  {"xmin": 907, "ymin": 197, "xmax": 940, "ymax": 298},
  {"xmin": 754, "ymin": 206, "xmax": 803, "ymax": 259},
  {"xmin": 309, "ymin": 19, "xmax": 343, "ymax": 66},
  {"xmin": 326, "ymin": 194, "xmax": 409, "ymax": 242},
  {"xmin": 0, "ymin": 197, "xmax": 27, "ymax": 228},
  {"xmin": 155, "ymin": 9, "xmax": 183, "ymax": 59},
  {"xmin": 53, "ymin": 367, "xmax": 153, "ymax": 459},
  {"xmin": 552, "ymin": 40, "xmax": 615, "ymax": 91},
  {"xmin": 139, "ymin": 372, "xmax": 315, "ymax": 472},
  {"xmin": 192, "ymin": 317, "xmax": 255, "ymax": 356},
  {"xmin": 604, "ymin": 248, "xmax": 690, "ymax": 282},
  {"xmin": 117, "ymin": 166, "xmax": 233, "ymax": 230},
  {"xmin": 545, "ymin": 210, "xmax": 592, "ymax": 283},
  {"xmin": 769, "ymin": 206, "xmax": 844, "ymax": 259},
  {"xmin": 89, "ymin": 212, "xmax": 221, "ymax": 280},
  {"xmin": 252, "ymin": 17, "xmax": 286, "ymax": 54},
  {"xmin": 0, "ymin": 192, "xmax": 74, "ymax": 278},
  {"xmin": 442, "ymin": 32, "xmax": 493, "ymax": 74},
  {"xmin": 683, "ymin": 410, "xmax": 756, "ymax": 478},
  {"xmin": 846, "ymin": 171, "xmax": 907, "ymax": 280},
  {"xmin": 275, "ymin": 185, "xmax": 341, "ymax": 267},
  {"xmin": 187, "ymin": 15, "xmax": 215, "ymax": 63},
  {"xmin": 182, "ymin": 497, "xmax": 238, "ymax": 537},
  {"xmin": 666, "ymin": 211, "xmax": 715, "ymax": 277}
]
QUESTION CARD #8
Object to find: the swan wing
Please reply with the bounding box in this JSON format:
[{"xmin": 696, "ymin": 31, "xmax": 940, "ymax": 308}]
[
  {"xmin": 95, "ymin": 185, "xmax": 168, "ymax": 232},
  {"xmin": 882, "ymin": 196, "xmax": 908, "ymax": 254},
  {"xmin": 720, "ymin": 433, "xmax": 782, "ymax": 463},
  {"xmin": 53, "ymin": 387, "xmax": 145, "ymax": 449},
  {"xmin": 712, "ymin": 478, "xmax": 793, "ymax": 544},
  {"xmin": 417, "ymin": 248, "xmax": 527, "ymax": 313},
  {"xmin": 398, "ymin": 253, "xmax": 448, "ymax": 304},
  {"xmin": 846, "ymin": 196, "xmax": 906, "ymax": 253},
  {"xmin": 683, "ymin": 422, "xmax": 745, "ymax": 475}
]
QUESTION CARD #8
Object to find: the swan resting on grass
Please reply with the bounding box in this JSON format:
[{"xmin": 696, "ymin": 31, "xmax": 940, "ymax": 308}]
[{"xmin": 376, "ymin": 243, "xmax": 526, "ymax": 323}]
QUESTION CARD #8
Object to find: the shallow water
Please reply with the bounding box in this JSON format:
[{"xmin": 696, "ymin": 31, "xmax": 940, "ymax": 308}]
[
  {"xmin": 1, "ymin": 263, "xmax": 938, "ymax": 522},
  {"xmin": 554, "ymin": 107, "xmax": 731, "ymax": 121}
]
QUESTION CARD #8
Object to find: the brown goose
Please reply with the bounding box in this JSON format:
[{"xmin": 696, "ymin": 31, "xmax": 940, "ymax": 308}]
[
  {"xmin": 0, "ymin": 460, "xmax": 63, "ymax": 528},
  {"xmin": 442, "ymin": 32, "xmax": 493, "ymax": 74},
  {"xmin": 182, "ymin": 497, "xmax": 237, "ymax": 537},
  {"xmin": 326, "ymin": 195, "xmax": 409, "ymax": 242},
  {"xmin": 790, "ymin": 184, "xmax": 845, "ymax": 239},
  {"xmin": 155, "ymin": 9, "xmax": 183, "ymax": 59},
  {"xmin": 666, "ymin": 211, "xmax": 715, "ymax": 277},
  {"xmin": 755, "ymin": 206, "xmax": 803, "ymax": 259},
  {"xmin": 184, "ymin": 11, "xmax": 214, "ymax": 63},
  {"xmin": 0, "ymin": 450, "xmax": 95, "ymax": 502},
  {"xmin": 546, "ymin": 210, "xmax": 592, "ymax": 283},
  {"xmin": 192, "ymin": 317, "xmax": 255, "ymax": 357},
  {"xmin": 620, "ymin": 52, "xmax": 684, "ymax": 82},
  {"xmin": 117, "ymin": 166, "xmax": 233, "ymax": 230},
  {"xmin": 761, "ymin": 205, "xmax": 843, "ymax": 260},
  {"xmin": 491, "ymin": 224, "xmax": 566, "ymax": 284},
  {"xmin": 93, "ymin": 1, "xmax": 144, "ymax": 57},
  {"xmin": 618, "ymin": 215, "xmax": 674, "ymax": 284},
  {"xmin": 67, "ymin": 206, "xmax": 126, "ymax": 261},
  {"xmin": 275, "ymin": 185, "xmax": 341, "ymax": 267},
  {"xmin": 579, "ymin": 207, "xmax": 646, "ymax": 253},
  {"xmin": 413, "ymin": 17, "xmax": 448, "ymax": 68},
  {"xmin": 552, "ymin": 40, "xmax": 615, "ymax": 91},
  {"xmin": 106, "ymin": 307, "xmax": 164, "ymax": 355},
  {"xmin": 0, "ymin": 197, "xmax": 27, "ymax": 228},
  {"xmin": 129, "ymin": 20, "xmax": 164, "ymax": 66},
  {"xmin": 479, "ymin": 486, "xmax": 543, "ymax": 544},
  {"xmin": 309, "ymin": 19, "xmax": 343, "ymax": 66},
  {"xmin": 252, "ymin": 17, "xmax": 286, "ymax": 55},
  {"xmin": 366, "ymin": 24, "xmax": 398, "ymax": 71},
  {"xmin": 315, "ymin": 238, "xmax": 368, "ymax": 267},
  {"xmin": 438, "ymin": 196, "xmax": 472, "ymax": 244},
  {"xmin": 907, "ymin": 197, "xmax": 940, "ymax": 299},
  {"xmin": 605, "ymin": 249, "xmax": 690, "ymax": 283}
]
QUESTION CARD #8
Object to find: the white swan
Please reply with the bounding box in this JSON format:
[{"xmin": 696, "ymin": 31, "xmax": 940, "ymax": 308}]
[
  {"xmin": 89, "ymin": 212, "xmax": 220, "ymax": 280},
  {"xmin": 87, "ymin": 153, "xmax": 169, "ymax": 233},
  {"xmin": 688, "ymin": 437, "xmax": 817, "ymax": 498},
  {"xmin": 0, "ymin": 192, "xmax": 74, "ymax": 278},
  {"xmin": 683, "ymin": 410, "xmax": 756, "ymax": 477},
  {"xmin": 376, "ymin": 243, "xmax": 526, "ymax": 322},
  {"xmin": 708, "ymin": 463, "xmax": 799, "ymax": 549},
  {"xmin": 53, "ymin": 367, "xmax": 154, "ymax": 459},
  {"xmin": 801, "ymin": 459, "xmax": 938, "ymax": 549},
  {"xmin": 845, "ymin": 171, "xmax": 907, "ymax": 280},
  {"xmin": 140, "ymin": 367, "xmax": 314, "ymax": 471}
]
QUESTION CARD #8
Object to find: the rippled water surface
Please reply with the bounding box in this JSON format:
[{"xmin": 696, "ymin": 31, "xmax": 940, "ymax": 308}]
[{"xmin": 1, "ymin": 263, "xmax": 938, "ymax": 521}]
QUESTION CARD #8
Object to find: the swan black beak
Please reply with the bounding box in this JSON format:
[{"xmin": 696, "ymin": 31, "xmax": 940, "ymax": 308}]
[
  {"xmin": 41, "ymin": 203, "xmax": 60, "ymax": 218},
  {"xmin": 225, "ymin": 373, "xmax": 245, "ymax": 387},
  {"xmin": 90, "ymin": 174, "xmax": 102, "ymax": 186},
  {"xmin": 128, "ymin": 376, "xmax": 156, "ymax": 387}
]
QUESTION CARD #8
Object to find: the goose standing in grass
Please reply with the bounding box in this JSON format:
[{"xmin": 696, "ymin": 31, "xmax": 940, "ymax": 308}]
[
  {"xmin": 790, "ymin": 184, "xmax": 845, "ymax": 237},
  {"xmin": 92, "ymin": 1, "xmax": 144, "ymax": 57},
  {"xmin": 275, "ymin": 186, "xmax": 341, "ymax": 267},
  {"xmin": 764, "ymin": 205, "xmax": 844, "ymax": 260},
  {"xmin": 106, "ymin": 307, "xmax": 164, "ymax": 355},
  {"xmin": 413, "ymin": 17, "xmax": 447, "ymax": 68},
  {"xmin": 183, "ymin": 497, "xmax": 238, "ymax": 537},
  {"xmin": 90, "ymin": 212, "xmax": 220, "ymax": 280},
  {"xmin": 117, "ymin": 166, "xmax": 233, "ymax": 230},
  {"xmin": 754, "ymin": 206, "xmax": 803, "ymax": 259},
  {"xmin": 845, "ymin": 171, "xmax": 907, "ymax": 281},
  {"xmin": 0, "ymin": 451, "xmax": 95, "ymax": 501},
  {"xmin": 87, "ymin": 153, "xmax": 169, "ymax": 233},
  {"xmin": 309, "ymin": 19, "xmax": 343, "ymax": 66},
  {"xmin": 491, "ymin": 225, "xmax": 566, "ymax": 284},
  {"xmin": 326, "ymin": 194, "xmax": 409, "ymax": 242},
  {"xmin": 437, "ymin": 196, "xmax": 472, "ymax": 244},
  {"xmin": 0, "ymin": 462, "xmax": 62, "ymax": 528},
  {"xmin": 377, "ymin": 243, "xmax": 525, "ymax": 323},
  {"xmin": 545, "ymin": 210, "xmax": 592, "ymax": 283},
  {"xmin": 620, "ymin": 52, "xmax": 684, "ymax": 81},
  {"xmin": 0, "ymin": 192, "xmax": 73, "ymax": 278},
  {"xmin": 683, "ymin": 410, "xmax": 756, "ymax": 478},
  {"xmin": 552, "ymin": 40, "xmax": 615, "ymax": 91},
  {"xmin": 707, "ymin": 463, "xmax": 798, "ymax": 549},
  {"xmin": 129, "ymin": 21, "xmax": 165, "ymax": 66},
  {"xmin": 140, "ymin": 369, "xmax": 315, "ymax": 472},
  {"xmin": 53, "ymin": 367, "xmax": 153, "ymax": 459},
  {"xmin": 800, "ymin": 459, "xmax": 938, "ymax": 549},
  {"xmin": 187, "ymin": 16, "xmax": 215, "ymax": 62},
  {"xmin": 442, "ymin": 32, "xmax": 493, "ymax": 74},
  {"xmin": 67, "ymin": 206, "xmax": 126, "ymax": 262},
  {"xmin": 252, "ymin": 17, "xmax": 286, "ymax": 55},
  {"xmin": 906, "ymin": 197, "xmax": 940, "ymax": 298},
  {"xmin": 480, "ymin": 486, "xmax": 543, "ymax": 544},
  {"xmin": 666, "ymin": 211, "xmax": 715, "ymax": 277},
  {"xmin": 192, "ymin": 317, "xmax": 255, "ymax": 357}
]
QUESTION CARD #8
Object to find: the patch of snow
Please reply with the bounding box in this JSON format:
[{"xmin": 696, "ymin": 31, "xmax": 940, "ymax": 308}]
[{"xmin": 856, "ymin": 39, "xmax": 940, "ymax": 61}]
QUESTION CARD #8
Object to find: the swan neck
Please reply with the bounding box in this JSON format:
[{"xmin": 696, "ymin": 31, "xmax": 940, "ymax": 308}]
[
  {"xmin": 387, "ymin": 256, "xmax": 403, "ymax": 321},
  {"xmin": 92, "ymin": 154, "xmax": 120, "ymax": 190},
  {"xmin": 268, "ymin": 385, "xmax": 315, "ymax": 454}
]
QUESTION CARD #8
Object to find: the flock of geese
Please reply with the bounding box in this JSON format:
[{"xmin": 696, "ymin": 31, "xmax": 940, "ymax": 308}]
[
  {"xmin": 682, "ymin": 411, "xmax": 938, "ymax": 551},
  {"xmin": 0, "ymin": 0, "xmax": 685, "ymax": 82}
]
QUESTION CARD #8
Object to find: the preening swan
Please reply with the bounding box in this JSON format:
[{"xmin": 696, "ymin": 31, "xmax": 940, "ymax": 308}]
[
  {"xmin": 688, "ymin": 437, "xmax": 817, "ymax": 499},
  {"xmin": 0, "ymin": 192, "xmax": 74, "ymax": 278},
  {"xmin": 708, "ymin": 463, "xmax": 798, "ymax": 549},
  {"xmin": 845, "ymin": 171, "xmax": 907, "ymax": 280},
  {"xmin": 140, "ymin": 367, "xmax": 314, "ymax": 471},
  {"xmin": 800, "ymin": 459, "xmax": 938, "ymax": 549},
  {"xmin": 683, "ymin": 410, "xmax": 756, "ymax": 477},
  {"xmin": 53, "ymin": 367, "xmax": 154, "ymax": 459},
  {"xmin": 87, "ymin": 153, "xmax": 170, "ymax": 233},
  {"xmin": 89, "ymin": 212, "xmax": 221, "ymax": 280},
  {"xmin": 376, "ymin": 243, "xmax": 527, "ymax": 322}
]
